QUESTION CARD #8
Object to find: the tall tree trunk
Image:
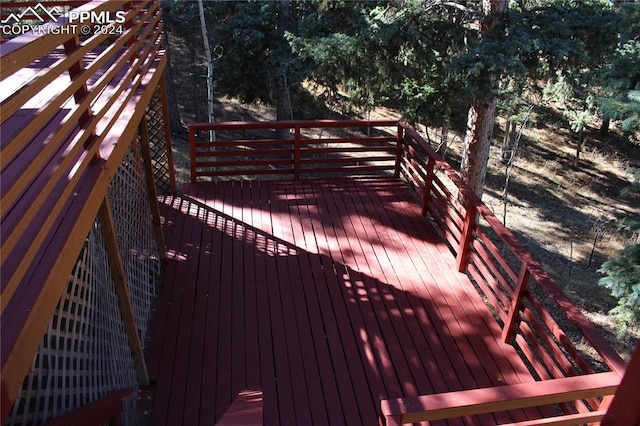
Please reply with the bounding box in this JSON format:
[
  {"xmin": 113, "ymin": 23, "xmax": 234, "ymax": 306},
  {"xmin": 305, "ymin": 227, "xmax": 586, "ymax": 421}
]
[
  {"xmin": 197, "ymin": 0, "xmax": 215, "ymax": 141},
  {"xmin": 460, "ymin": 0, "xmax": 507, "ymax": 198},
  {"xmin": 275, "ymin": 0, "xmax": 292, "ymax": 140},
  {"xmin": 501, "ymin": 115, "xmax": 518, "ymax": 163},
  {"xmin": 461, "ymin": 97, "xmax": 498, "ymax": 196},
  {"xmin": 575, "ymin": 129, "xmax": 584, "ymax": 169},
  {"xmin": 600, "ymin": 117, "xmax": 610, "ymax": 135},
  {"xmin": 188, "ymin": 31, "xmax": 203, "ymax": 123}
]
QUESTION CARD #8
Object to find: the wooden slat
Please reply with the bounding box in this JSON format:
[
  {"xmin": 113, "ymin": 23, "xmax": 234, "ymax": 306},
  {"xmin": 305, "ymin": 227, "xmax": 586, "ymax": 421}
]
[
  {"xmin": 149, "ymin": 178, "xmax": 597, "ymax": 425},
  {"xmin": 290, "ymin": 181, "xmax": 348, "ymax": 424},
  {"xmin": 498, "ymin": 410, "xmax": 607, "ymax": 426},
  {"xmin": 1, "ymin": 0, "xmax": 163, "ymax": 304},
  {"xmin": 97, "ymin": 198, "xmax": 149, "ymax": 387},
  {"xmin": 1, "ymin": 55, "xmax": 165, "ymax": 422},
  {"xmin": 380, "ymin": 372, "xmax": 620, "ymax": 424},
  {"xmin": 524, "ymin": 293, "xmax": 595, "ymax": 375}
]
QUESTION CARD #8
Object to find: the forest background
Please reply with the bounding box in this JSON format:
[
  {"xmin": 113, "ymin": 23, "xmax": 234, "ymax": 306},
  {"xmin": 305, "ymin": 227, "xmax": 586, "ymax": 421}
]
[{"xmin": 160, "ymin": 0, "xmax": 640, "ymax": 360}]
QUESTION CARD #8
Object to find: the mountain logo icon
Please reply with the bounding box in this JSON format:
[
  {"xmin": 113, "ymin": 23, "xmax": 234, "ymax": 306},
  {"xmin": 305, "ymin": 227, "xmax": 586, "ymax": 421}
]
[{"xmin": 1, "ymin": 4, "xmax": 59, "ymax": 25}]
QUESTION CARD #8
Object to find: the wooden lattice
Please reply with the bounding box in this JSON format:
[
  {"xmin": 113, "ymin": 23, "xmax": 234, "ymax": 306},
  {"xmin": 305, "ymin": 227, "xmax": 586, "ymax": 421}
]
[
  {"xmin": 6, "ymin": 141, "xmax": 161, "ymax": 426},
  {"xmin": 146, "ymin": 87, "xmax": 175, "ymax": 195},
  {"xmin": 107, "ymin": 136, "xmax": 161, "ymax": 339}
]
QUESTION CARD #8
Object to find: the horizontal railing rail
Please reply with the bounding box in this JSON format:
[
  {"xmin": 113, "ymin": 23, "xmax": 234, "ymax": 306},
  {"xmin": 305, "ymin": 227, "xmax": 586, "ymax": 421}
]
[
  {"xmin": 188, "ymin": 120, "xmax": 400, "ymax": 182},
  {"xmin": 397, "ymin": 122, "xmax": 626, "ymax": 379},
  {"xmin": 189, "ymin": 119, "xmax": 626, "ymax": 390},
  {"xmin": 380, "ymin": 372, "xmax": 620, "ymax": 425},
  {"xmin": 1, "ymin": 1, "xmax": 166, "ymax": 422},
  {"xmin": 394, "ymin": 120, "xmax": 627, "ymax": 422},
  {"xmin": 195, "ymin": 119, "xmax": 629, "ymax": 423}
]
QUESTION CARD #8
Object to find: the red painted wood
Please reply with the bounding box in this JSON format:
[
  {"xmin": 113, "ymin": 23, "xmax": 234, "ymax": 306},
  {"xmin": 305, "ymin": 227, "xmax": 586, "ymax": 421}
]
[
  {"xmin": 145, "ymin": 195, "xmax": 182, "ymax": 380},
  {"xmin": 166, "ymin": 185, "xmax": 209, "ymax": 426},
  {"xmin": 242, "ymin": 182, "xmax": 260, "ymax": 390},
  {"xmin": 602, "ymin": 342, "xmax": 640, "ymax": 426},
  {"xmin": 147, "ymin": 178, "xmax": 615, "ymax": 426},
  {"xmin": 356, "ymin": 181, "xmax": 504, "ymax": 422},
  {"xmin": 502, "ymin": 265, "xmax": 531, "ymax": 341},
  {"xmin": 189, "ymin": 120, "xmax": 399, "ymax": 182},
  {"xmin": 216, "ymin": 389, "xmax": 263, "ymax": 426},
  {"xmin": 313, "ymin": 180, "xmax": 400, "ymax": 420},
  {"xmin": 291, "ymin": 181, "xmax": 348, "ymax": 425},
  {"xmin": 380, "ymin": 372, "xmax": 619, "ymax": 424},
  {"xmin": 183, "ymin": 184, "xmax": 218, "ymax": 426}
]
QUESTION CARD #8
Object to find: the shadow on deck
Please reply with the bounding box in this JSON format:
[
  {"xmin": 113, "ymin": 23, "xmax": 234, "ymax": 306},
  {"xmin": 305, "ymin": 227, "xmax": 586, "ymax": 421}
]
[{"xmin": 146, "ymin": 177, "xmax": 547, "ymax": 425}]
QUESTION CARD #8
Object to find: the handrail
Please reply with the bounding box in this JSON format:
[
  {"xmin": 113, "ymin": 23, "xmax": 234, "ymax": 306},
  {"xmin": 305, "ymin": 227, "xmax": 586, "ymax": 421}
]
[
  {"xmin": 397, "ymin": 121, "xmax": 627, "ymax": 378},
  {"xmin": 187, "ymin": 119, "xmax": 626, "ymax": 382},
  {"xmin": 188, "ymin": 119, "xmax": 400, "ymax": 182},
  {"xmin": 380, "ymin": 372, "xmax": 620, "ymax": 425},
  {"xmin": 1, "ymin": 1, "xmax": 166, "ymax": 421}
]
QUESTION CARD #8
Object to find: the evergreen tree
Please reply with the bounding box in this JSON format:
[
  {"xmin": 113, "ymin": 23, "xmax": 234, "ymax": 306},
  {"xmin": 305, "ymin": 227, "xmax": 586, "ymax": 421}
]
[
  {"xmin": 208, "ymin": 1, "xmax": 308, "ymax": 127},
  {"xmin": 598, "ymin": 2, "xmax": 640, "ymax": 135},
  {"xmin": 598, "ymin": 2, "xmax": 640, "ymax": 336},
  {"xmin": 460, "ymin": 0, "xmax": 507, "ymax": 199},
  {"xmin": 599, "ymin": 168, "xmax": 640, "ymax": 338}
]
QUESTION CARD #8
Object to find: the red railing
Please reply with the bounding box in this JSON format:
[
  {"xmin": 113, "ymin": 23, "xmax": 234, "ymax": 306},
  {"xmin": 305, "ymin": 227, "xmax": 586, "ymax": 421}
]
[
  {"xmin": 188, "ymin": 120, "xmax": 401, "ymax": 182},
  {"xmin": 190, "ymin": 120, "xmax": 627, "ymax": 423},
  {"xmin": 1, "ymin": 0, "xmax": 166, "ymax": 422},
  {"xmin": 398, "ymin": 123, "xmax": 626, "ymax": 377}
]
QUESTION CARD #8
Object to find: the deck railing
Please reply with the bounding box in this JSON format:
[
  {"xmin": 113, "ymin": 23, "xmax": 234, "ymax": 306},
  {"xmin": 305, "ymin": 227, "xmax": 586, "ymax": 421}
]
[
  {"xmin": 398, "ymin": 123, "xmax": 626, "ymax": 376},
  {"xmin": 190, "ymin": 119, "xmax": 627, "ymax": 423},
  {"xmin": 189, "ymin": 120, "xmax": 400, "ymax": 182},
  {"xmin": 1, "ymin": 1, "xmax": 171, "ymax": 423},
  {"xmin": 395, "ymin": 122, "xmax": 627, "ymax": 424}
]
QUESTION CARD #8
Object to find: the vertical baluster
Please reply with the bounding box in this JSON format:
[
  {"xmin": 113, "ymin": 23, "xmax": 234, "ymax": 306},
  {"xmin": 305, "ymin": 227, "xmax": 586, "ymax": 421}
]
[
  {"xmin": 394, "ymin": 123, "xmax": 404, "ymax": 178},
  {"xmin": 294, "ymin": 124, "xmax": 301, "ymax": 180},
  {"xmin": 502, "ymin": 264, "xmax": 531, "ymax": 342},
  {"xmin": 456, "ymin": 198, "xmax": 477, "ymax": 273}
]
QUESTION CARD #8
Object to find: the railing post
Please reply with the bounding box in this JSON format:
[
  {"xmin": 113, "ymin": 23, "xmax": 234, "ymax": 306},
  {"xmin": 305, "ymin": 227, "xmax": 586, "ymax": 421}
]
[
  {"xmin": 456, "ymin": 199, "xmax": 477, "ymax": 272},
  {"xmin": 502, "ymin": 263, "xmax": 531, "ymax": 342},
  {"xmin": 394, "ymin": 123, "xmax": 404, "ymax": 177},
  {"xmin": 189, "ymin": 125, "xmax": 197, "ymax": 183},
  {"xmin": 63, "ymin": 34, "xmax": 94, "ymax": 153},
  {"xmin": 294, "ymin": 124, "xmax": 301, "ymax": 180},
  {"xmin": 421, "ymin": 159, "xmax": 436, "ymax": 217}
]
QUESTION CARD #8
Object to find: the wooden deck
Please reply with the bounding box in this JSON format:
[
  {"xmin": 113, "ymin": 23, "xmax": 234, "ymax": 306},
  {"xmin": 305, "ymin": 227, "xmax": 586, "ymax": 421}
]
[{"xmin": 146, "ymin": 176, "xmax": 551, "ymax": 425}]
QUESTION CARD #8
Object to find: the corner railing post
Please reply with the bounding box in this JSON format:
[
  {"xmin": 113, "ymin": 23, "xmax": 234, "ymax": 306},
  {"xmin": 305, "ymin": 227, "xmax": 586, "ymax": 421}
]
[
  {"xmin": 456, "ymin": 199, "xmax": 477, "ymax": 272},
  {"xmin": 502, "ymin": 263, "xmax": 531, "ymax": 342},
  {"xmin": 394, "ymin": 122, "xmax": 404, "ymax": 177},
  {"xmin": 294, "ymin": 124, "xmax": 301, "ymax": 180},
  {"xmin": 189, "ymin": 125, "xmax": 197, "ymax": 183}
]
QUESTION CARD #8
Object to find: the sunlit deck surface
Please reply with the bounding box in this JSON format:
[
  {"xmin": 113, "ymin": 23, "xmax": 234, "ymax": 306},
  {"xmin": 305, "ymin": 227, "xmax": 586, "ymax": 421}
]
[{"xmin": 146, "ymin": 176, "xmax": 543, "ymax": 425}]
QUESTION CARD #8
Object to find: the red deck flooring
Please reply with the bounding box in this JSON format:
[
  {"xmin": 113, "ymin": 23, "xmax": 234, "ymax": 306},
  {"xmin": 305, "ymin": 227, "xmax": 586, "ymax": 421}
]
[{"xmin": 146, "ymin": 177, "xmax": 542, "ymax": 425}]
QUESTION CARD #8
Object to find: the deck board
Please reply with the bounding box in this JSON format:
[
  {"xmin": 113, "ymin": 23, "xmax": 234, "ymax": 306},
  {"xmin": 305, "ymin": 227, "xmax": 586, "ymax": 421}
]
[{"xmin": 147, "ymin": 177, "xmax": 541, "ymax": 425}]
